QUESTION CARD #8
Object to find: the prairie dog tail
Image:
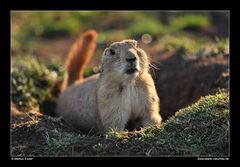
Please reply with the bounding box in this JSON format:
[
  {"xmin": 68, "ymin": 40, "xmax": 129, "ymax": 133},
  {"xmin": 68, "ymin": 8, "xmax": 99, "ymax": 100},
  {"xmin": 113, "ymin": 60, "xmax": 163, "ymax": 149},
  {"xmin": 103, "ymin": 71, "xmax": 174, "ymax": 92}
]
[{"xmin": 61, "ymin": 30, "xmax": 98, "ymax": 91}]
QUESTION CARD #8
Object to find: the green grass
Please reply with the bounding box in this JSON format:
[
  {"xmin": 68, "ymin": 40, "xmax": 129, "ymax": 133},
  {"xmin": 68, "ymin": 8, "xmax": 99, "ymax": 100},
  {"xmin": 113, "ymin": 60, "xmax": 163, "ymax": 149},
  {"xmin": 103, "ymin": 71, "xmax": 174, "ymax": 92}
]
[
  {"xmin": 12, "ymin": 12, "xmax": 82, "ymax": 39},
  {"xmin": 154, "ymin": 90, "xmax": 229, "ymax": 156},
  {"xmin": 11, "ymin": 12, "xmax": 83, "ymax": 52},
  {"xmin": 152, "ymin": 35, "xmax": 229, "ymax": 58},
  {"xmin": 170, "ymin": 15, "xmax": 209, "ymax": 32},
  {"xmin": 41, "ymin": 90, "xmax": 229, "ymax": 156},
  {"xmin": 11, "ymin": 56, "xmax": 62, "ymax": 111},
  {"xmin": 127, "ymin": 15, "xmax": 165, "ymax": 38},
  {"xmin": 12, "ymin": 11, "xmax": 220, "ymax": 54},
  {"xmin": 44, "ymin": 133, "xmax": 81, "ymax": 156},
  {"xmin": 215, "ymin": 38, "xmax": 229, "ymax": 54},
  {"xmin": 11, "ymin": 55, "xmax": 100, "ymax": 113}
]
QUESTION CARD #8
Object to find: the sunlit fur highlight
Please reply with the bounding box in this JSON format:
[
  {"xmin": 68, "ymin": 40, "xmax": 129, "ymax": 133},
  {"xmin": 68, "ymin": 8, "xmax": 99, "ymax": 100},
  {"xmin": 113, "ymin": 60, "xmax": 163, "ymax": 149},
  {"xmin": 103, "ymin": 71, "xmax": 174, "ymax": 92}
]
[{"xmin": 57, "ymin": 33, "xmax": 162, "ymax": 134}]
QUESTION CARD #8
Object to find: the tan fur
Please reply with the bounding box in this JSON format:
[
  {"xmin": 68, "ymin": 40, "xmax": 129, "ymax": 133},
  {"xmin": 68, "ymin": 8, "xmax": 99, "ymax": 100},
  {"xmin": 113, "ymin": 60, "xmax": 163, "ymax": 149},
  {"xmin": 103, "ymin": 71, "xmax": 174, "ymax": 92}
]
[
  {"xmin": 57, "ymin": 35, "xmax": 162, "ymax": 134},
  {"xmin": 61, "ymin": 30, "xmax": 97, "ymax": 91}
]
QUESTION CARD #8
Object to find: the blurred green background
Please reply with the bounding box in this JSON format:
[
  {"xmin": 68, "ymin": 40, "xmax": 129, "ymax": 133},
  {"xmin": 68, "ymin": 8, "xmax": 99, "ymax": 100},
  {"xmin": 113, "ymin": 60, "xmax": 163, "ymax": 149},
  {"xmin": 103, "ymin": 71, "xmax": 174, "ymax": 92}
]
[{"xmin": 11, "ymin": 11, "xmax": 229, "ymax": 59}]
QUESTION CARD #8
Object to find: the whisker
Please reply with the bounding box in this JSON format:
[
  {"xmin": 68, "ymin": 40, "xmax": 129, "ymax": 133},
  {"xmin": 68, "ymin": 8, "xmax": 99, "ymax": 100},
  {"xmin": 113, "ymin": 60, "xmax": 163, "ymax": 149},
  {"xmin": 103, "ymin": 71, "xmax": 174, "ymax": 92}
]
[
  {"xmin": 149, "ymin": 62, "xmax": 161, "ymax": 71},
  {"xmin": 150, "ymin": 65, "xmax": 156, "ymax": 79}
]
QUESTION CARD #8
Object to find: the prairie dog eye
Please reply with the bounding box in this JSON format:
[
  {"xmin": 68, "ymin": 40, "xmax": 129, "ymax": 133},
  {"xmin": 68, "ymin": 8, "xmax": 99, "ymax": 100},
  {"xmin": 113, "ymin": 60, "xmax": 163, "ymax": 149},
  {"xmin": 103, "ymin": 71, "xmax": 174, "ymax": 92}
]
[{"xmin": 109, "ymin": 49, "xmax": 116, "ymax": 55}]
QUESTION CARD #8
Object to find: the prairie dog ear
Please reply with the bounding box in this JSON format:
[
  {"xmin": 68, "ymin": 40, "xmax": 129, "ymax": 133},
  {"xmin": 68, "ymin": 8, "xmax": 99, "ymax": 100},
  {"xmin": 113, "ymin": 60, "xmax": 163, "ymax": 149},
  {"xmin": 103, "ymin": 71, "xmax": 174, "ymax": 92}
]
[
  {"xmin": 103, "ymin": 47, "xmax": 109, "ymax": 56},
  {"xmin": 124, "ymin": 39, "xmax": 138, "ymax": 47}
]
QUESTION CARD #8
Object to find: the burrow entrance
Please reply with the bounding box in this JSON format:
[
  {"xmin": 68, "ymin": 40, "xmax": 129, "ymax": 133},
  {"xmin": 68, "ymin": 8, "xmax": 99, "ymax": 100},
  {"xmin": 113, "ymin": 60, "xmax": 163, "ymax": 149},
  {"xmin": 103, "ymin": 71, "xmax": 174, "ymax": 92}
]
[{"xmin": 150, "ymin": 48, "xmax": 229, "ymax": 120}]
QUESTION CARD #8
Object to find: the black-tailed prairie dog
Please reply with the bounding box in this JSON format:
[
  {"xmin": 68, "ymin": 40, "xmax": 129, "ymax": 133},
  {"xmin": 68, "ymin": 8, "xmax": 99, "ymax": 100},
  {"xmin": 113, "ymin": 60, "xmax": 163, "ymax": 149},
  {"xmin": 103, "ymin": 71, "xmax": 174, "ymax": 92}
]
[{"xmin": 56, "ymin": 30, "xmax": 162, "ymax": 134}]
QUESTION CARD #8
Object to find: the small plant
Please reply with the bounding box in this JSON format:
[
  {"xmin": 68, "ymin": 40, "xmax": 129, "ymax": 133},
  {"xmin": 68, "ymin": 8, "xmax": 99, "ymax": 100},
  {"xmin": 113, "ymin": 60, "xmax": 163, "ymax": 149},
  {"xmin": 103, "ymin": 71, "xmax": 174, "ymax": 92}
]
[
  {"xmin": 215, "ymin": 38, "xmax": 229, "ymax": 54},
  {"xmin": 44, "ymin": 133, "xmax": 81, "ymax": 156},
  {"xmin": 92, "ymin": 143, "xmax": 108, "ymax": 155},
  {"xmin": 11, "ymin": 56, "xmax": 61, "ymax": 111}
]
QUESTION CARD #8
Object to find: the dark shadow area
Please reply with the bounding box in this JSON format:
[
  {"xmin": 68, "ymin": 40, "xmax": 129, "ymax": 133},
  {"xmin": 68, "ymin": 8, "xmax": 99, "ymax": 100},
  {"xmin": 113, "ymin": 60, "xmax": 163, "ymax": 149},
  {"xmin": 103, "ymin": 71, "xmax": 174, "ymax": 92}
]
[{"xmin": 150, "ymin": 49, "xmax": 229, "ymax": 120}]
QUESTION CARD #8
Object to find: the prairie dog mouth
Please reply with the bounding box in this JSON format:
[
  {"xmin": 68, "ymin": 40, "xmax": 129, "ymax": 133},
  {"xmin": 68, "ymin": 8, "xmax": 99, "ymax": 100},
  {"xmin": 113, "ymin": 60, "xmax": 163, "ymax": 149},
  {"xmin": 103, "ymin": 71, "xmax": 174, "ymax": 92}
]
[{"xmin": 125, "ymin": 68, "xmax": 138, "ymax": 74}]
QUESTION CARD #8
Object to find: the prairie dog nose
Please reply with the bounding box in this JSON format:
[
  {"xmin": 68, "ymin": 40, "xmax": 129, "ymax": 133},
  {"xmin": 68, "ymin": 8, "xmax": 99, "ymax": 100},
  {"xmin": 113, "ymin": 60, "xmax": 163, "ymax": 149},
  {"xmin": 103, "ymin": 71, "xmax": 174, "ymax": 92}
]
[{"xmin": 126, "ymin": 52, "xmax": 136, "ymax": 63}]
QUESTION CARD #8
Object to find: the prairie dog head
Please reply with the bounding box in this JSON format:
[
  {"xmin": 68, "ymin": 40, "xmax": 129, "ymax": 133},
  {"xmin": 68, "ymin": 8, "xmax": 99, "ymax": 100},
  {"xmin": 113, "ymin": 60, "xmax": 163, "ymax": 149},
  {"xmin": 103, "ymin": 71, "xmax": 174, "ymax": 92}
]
[{"xmin": 100, "ymin": 40, "xmax": 149, "ymax": 83}]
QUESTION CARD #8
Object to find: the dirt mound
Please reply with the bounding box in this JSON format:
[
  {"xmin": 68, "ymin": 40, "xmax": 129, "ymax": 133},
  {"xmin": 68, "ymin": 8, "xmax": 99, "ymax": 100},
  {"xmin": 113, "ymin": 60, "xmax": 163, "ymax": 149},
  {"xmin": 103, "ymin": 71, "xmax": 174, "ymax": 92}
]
[
  {"xmin": 150, "ymin": 48, "xmax": 229, "ymax": 120},
  {"xmin": 11, "ymin": 111, "xmax": 79, "ymax": 156},
  {"xmin": 11, "ymin": 91, "xmax": 229, "ymax": 156}
]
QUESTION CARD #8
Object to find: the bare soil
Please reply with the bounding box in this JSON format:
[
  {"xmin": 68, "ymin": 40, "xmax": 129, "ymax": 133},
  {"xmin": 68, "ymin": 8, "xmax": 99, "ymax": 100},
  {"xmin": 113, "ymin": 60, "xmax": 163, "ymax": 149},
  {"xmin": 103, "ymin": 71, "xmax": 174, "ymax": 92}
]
[{"xmin": 150, "ymin": 48, "xmax": 229, "ymax": 120}]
